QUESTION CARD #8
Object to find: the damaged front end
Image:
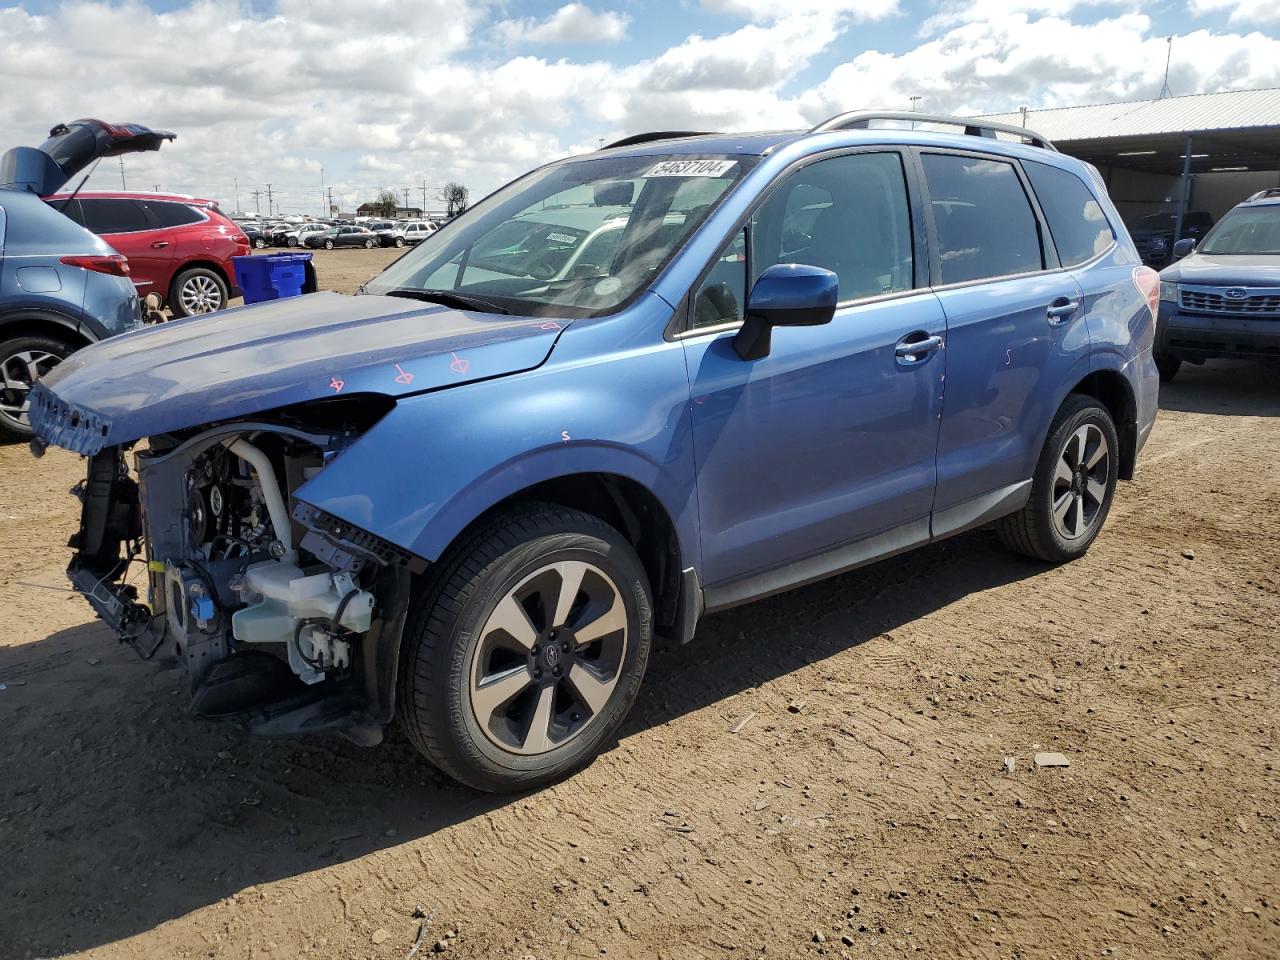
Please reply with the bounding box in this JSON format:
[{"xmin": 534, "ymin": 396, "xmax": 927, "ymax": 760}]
[{"xmin": 62, "ymin": 402, "xmax": 418, "ymax": 745}]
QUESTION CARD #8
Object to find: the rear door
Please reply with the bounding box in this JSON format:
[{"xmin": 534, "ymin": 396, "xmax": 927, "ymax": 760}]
[
  {"xmin": 918, "ymin": 150, "xmax": 1091, "ymax": 526},
  {"xmin": 75, "ymin": 197, "xmax": 175, "ymax": 299}
]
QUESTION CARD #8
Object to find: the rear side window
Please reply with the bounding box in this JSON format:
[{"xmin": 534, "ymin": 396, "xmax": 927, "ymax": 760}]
[
  {"xmin": 79, "ymin": 198, "xmax": 151, "ymax": 234},
  {"xmin": 921, "ymin": 154, "xmax": 1043, "ymax": 284},
  {"xmin": 1024, "ymin": 161, "xmax": 1114, "ymax": 266},
  {"xmin": 144, "ymin": 201, "xmax": 204, "ymax": 227}
]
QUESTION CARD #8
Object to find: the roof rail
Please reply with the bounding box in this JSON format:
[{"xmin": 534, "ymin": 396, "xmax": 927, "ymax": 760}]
[
  {"xmin": 602, "ymin": 131, "xmax": 713, "ymax": 149},
  {"xmin": 809, "ymin": 111, "xmax": 1057, "ymax": 152},
  {"xmin": 1245, "ymin": 187, "xmax": 1280, "ymax": 201}
]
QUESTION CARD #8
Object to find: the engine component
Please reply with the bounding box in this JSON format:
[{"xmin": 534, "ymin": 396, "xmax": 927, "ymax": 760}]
[
  {"xmin": 223, "ymin": 438, "xmax": 294, "ymax": 559},
  {"xmin": 231, "ymin": 561, "xmax": 374, "ymax": 685}
]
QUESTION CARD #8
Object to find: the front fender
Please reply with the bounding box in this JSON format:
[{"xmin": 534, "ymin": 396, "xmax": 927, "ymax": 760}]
[{"xmin": 294, "ymin": 324, "xmax": 699, "ymax": 570}]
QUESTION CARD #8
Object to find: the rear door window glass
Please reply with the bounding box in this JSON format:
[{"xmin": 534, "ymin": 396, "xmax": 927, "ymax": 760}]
[
  {"xmin": 921, "ymin": 154, "xmax": 1043, "ymax": 284},
  {"xmin": 1023, "ymin": 161, "xmax": 1114, "ymax": 266},
  {"xmin": 78, "ymin": 198, "xmax": 152, "ymax": 234}
]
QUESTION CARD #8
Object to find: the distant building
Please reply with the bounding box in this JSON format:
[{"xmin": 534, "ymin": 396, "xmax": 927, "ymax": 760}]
[{"xmin": 355, "ymin": 203, "xmax": 423, "ymax": 219}]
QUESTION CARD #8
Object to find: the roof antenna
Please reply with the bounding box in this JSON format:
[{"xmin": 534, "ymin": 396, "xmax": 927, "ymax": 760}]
[{"xmin": 1158, "ymin": 36, "xmax": 1174, "ymax": 99}]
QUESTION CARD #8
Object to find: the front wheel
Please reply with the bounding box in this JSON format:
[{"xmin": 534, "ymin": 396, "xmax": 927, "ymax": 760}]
[
  {"xmin": 1155, "ymin": 351, "xmax": 1181, "ymax": 383},
  {"xmin": 253, "ymin": 237, "xmax": 268, "ymax": 249},
  {"xmin": 364, "ymin": 239, "xmax": 375, "ymax": 249},
  {"xmin": 169, "ymin": 267, "xmax": 229, "ymax": 317},
  {"xmin": 394, "ymin": 236, "xmax": 405, "ymax": 247},
  {"xmin": 996, "ymin": 395, "xmax": 1119, "ymax": 563},
  {"xmin": 398, "ymin": 503, "xmax": 653, "ymax": 792},
  {"xmin": 0, "ymin": 333, "xmax": 73, "ymax": 442}
]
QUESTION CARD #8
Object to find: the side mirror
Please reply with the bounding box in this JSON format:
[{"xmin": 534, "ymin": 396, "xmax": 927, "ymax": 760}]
[
  {"xmin": 733, "ymin": 264, "xmax": 838, "ymax": 361},
  {"xmin": 1173, "ymin": 238, "xmax": 1197, "ymax": 259}
]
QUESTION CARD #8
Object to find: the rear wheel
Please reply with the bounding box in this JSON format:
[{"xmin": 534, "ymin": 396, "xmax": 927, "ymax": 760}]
[
  {"xmin": 170, "ymin": 267, "xmax": 228, "ymax": 318},
  {"xmin": 398, "ymin": 503, "xmax": 652, "ymax": 792},
  {"xmin": 0, "ymin": 332, "xmax": 73, "ymax": 442},
  {"xmin": 996, "ymin": 395, "xmax": 1119, "ymax": 563}
]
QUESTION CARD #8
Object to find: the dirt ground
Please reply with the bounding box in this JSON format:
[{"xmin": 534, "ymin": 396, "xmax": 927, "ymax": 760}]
[{"xmin": 1, "ymin": 248, "xmax": 1277, "ymax": 960}]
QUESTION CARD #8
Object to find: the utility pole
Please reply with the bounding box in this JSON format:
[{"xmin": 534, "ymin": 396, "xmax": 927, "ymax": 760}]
[
  {"xmin": 119, "ymin": 157, "xmax": 127, "ymax": 189},
  {"xmin": 402, "ymin": 188, "xmax": 410, "ymax": 213},
  {"xmin": 265, "ymin": 183, "xmax": 273, "ymax": 217},
  {"xmin": 909, "ymin": 95, "xmax": 922, "ymax": 112},
  {"xmin": 251, "ymin": 189, "xmax": 261, "ymax": 214},
  {"xmin": 327, "ymin": 186, "xmax": 334, "ymax": 216},
  {"xmin": 233, "ymin": 176, "xmax": 240, "ymax": 213},
  {"xmin": 421, "ymin": 179, "xmax": 428, "ymax": 213},
  {"xmin": 320, "ymin": 166, "xmax": 325, "ymax": 218},
  {"xmin": 1158, "ymin": 36, "xmax": 1174, "ymax": 99}
]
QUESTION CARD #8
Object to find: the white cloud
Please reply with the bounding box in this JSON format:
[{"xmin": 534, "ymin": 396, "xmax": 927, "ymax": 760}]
[
  {"xmin": 1187, "ymin": 0, "xmax": 1280, "ymax": 24},
  {"xmin": 803, "ymin": 13, "xmax": 1280, "ymax": 119},
  {"xmin": 0, "ymin": 1, "xmax": 1276, "ymax": 216},
  {"xmin": 921, "ymin": 0, "xmax": 1136, "ymax": 35},
  {"xmin": 701, "ymin": 0, "xmax": 899, "ymax": 22},
  {"xmin": 495, "ymin": 3, "xmax": 630, "ymax": 44}
]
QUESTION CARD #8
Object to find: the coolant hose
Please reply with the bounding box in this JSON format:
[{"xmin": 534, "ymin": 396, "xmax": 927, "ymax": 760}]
[{"xmin": 223, "ymin": 438, "xmax": 294, "ymax": 558}]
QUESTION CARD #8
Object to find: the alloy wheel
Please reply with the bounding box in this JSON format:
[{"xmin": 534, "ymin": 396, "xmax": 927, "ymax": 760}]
[
  {"xmin": 179, "ymin": 274, "xmax": 224, "ymax": 314},
  {"xmin": 0, "ymin": 349, "xmax": 59, "ymax": 430},
  {"xmin": 1051, "ymin": 423, "xmax": 1109, "ymax": 540},
  {"xmin": 469, "ymin": 559, "xmax": 628, "ymax": 756}
]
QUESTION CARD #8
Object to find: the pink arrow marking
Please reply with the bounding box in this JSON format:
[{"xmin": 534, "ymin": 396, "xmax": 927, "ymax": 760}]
[
  {"xmin": 329, "ymin": 376, "xmax": 345, "ymax": 393},
  {"xmin": 540, "ymin": 321, "xmax": 562, "ymax": 331},
  {"xmin": 393, "ymin": 363, "xmax": 414, "ymax": 385},
  {"xmin": 449, "ymin": 352, "xmax": 470, "ymax": 375}
]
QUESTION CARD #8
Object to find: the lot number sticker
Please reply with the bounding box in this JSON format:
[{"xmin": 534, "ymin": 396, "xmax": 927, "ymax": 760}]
[{"xmin": 643, "ymin": 159, "xmax": 737, "ymax": 178}]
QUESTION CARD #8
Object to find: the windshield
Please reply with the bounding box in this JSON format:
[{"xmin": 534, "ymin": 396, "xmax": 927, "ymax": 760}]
[
  {"xmin": 364, "ymin": 153, "xmax": 755, "ymax": 316},
  {"xmin": 1199, "ymin": 206, "xmax": 1280, "ymax": 255}
]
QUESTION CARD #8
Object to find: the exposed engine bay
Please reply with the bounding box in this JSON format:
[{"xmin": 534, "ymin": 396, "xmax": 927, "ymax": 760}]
[{"xmin": 67, "ymin": 413, "xmax": 415, "ymax": 744}]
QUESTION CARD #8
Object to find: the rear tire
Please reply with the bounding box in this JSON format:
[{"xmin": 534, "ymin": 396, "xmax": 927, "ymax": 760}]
[
  {"xmin": 169, "ymin": 267, "xmax": 228, "ymax": 318},
  {"xmin": 397, "ymin": 503, "xmax": 652, "ymax": 793},
  {"xmin": 1155, "ymin": 351, "xmax": 1181, "ymax": 383},
  {"xmin": 0, "ymin": 332, "xmax": 73, "ymax": 442},
  {"xmin": 996, "ymin": 394, "xmax": 1119, "ymax": 563}
]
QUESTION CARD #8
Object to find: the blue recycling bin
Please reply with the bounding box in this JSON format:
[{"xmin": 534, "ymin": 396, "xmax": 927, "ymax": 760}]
[{"xmin": 232, "ymin": 252, "xmax": 313, "ymax": 305}]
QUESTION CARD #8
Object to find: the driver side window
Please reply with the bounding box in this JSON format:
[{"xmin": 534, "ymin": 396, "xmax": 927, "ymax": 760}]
[{"xmin": 690, "ymin": 152, "xmax": 915, "ymax": 331}]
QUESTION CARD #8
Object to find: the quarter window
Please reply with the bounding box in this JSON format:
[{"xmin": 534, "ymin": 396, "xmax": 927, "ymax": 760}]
[
  {"xmin": 144, "ymin": 201, "xmax": 204, "ymax": 228},
  {"xmin": 921, "ymin": 154, "xmax": 1043, "ymax": 284},
  {"xmin": 1023, "ymin": 161, "xmax": 1114, "ymax": 266}
]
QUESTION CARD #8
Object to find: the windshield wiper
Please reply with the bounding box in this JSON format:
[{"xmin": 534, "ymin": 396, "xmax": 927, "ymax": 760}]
[{"xmin": 383, "ymin": 288, "xmax": 510, "ymax": 315}]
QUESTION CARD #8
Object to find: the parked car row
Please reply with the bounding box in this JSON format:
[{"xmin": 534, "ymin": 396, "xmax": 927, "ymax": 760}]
[{"xmin": 232, "ymin": 216, "xmax": 438, "ymax": 249}]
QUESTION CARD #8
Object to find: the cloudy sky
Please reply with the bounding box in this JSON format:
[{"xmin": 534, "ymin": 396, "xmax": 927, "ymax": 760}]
[{"xmin": 1, "ymin": 0, "xmax": 1277, "ymax": 216}]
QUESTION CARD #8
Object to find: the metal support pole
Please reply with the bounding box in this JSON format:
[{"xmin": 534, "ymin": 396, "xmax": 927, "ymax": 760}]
[{"xmin": 1174, "ymin": 134, "xmax": 1192, "ymax": 243}]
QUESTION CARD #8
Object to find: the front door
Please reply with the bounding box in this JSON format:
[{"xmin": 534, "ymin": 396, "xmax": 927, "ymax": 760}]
[{"xmin": 681, "ymin": 150, "xmax": 945, "ymax": 591}]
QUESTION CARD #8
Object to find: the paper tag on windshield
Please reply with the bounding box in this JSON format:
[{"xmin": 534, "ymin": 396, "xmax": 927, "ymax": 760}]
[
  {"xmin": 546, "ymin": 232, "xmax": 578, "ymax": 244},
  {"xmin": 642, "ymin": 159, "xmax": 737, "ymax": 178}
]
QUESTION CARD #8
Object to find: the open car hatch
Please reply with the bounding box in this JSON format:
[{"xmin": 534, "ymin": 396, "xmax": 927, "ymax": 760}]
[{"xmin": 0, "ymin": 118, "xmax": 176, "ymax": 196}]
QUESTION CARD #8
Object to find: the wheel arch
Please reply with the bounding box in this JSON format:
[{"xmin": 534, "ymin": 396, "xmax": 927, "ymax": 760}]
[
  {"xmin": 0, "ymin": 308, "xmax": 93, "ymax": 350},
  {"xmin": 1069, "ymin": 368, "xmax": 1137, "ymax": 480},
  {"xmin": 420, "ymin": 470, "xmax": 686, "ymax": 638}
]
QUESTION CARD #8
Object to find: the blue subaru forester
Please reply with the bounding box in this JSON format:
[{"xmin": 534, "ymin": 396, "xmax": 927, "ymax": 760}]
[{"xmin": 30, "ymin": 112, "xmax": 1160, "ymax": 792}]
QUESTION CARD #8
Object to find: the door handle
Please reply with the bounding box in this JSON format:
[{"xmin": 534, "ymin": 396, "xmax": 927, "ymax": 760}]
[
  {"xmin": 151, "ymin": 241, "xmax": 170, "ymax": 249},
  {"xmin": 895, "ymin": 333, "xmax": 943, "ymax": 364},
  {"xmin": 1047, "ymin": 297, "xmax": 1079, "ymax": 323}
]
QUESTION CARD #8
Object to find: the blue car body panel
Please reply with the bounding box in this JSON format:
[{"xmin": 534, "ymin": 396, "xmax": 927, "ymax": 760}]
[
  {"xmin": 29, "ymin": 125, "xmax": 1160, "ymax": 621},
  {"xmin": 33, "ymin": 290, "xmax": 567, "ymax": 453}
]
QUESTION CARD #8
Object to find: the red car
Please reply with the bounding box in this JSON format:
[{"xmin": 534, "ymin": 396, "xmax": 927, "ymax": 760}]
[{"xmin": 46, "ymin": 191, "xmax": 249, "ymax": 316}]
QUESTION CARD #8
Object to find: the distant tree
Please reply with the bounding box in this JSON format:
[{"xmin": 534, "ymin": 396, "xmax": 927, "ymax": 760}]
[
  {"xmin": 442, "ymin": 182, "xmax": 469, "ymax": 216},
  {"xmin": 369, "ymin": 190, "xmax": 398, "ymax": 218}
]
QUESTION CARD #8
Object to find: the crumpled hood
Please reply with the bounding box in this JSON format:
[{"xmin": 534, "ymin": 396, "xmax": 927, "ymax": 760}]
[
  {"xmin": 31, "ymin": 291, "xmax": 567, "ymax": 454},
  {"xmin": 1161, "ymin": 252, "xmax": 1280, "ymax": 286}
]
